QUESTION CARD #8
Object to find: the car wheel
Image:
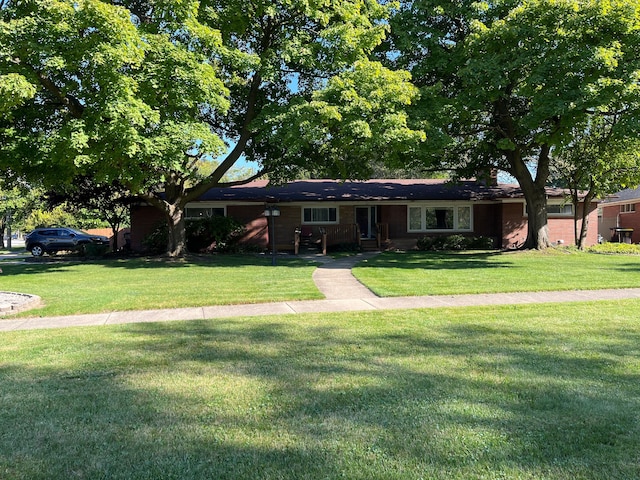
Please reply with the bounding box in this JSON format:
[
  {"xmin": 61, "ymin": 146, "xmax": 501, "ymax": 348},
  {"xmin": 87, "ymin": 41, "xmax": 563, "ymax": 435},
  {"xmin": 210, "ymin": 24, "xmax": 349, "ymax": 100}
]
[{"xmin": 30, "ymin": 244, "xmax": 45, "ymax": 257}]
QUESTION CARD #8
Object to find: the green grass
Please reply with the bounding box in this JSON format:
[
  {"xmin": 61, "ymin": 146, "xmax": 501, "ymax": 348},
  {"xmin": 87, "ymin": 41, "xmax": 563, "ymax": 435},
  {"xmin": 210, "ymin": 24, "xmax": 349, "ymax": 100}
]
[
  {"xmin": 352, "ymin": 249, "xmax": 640, "ymax": 296},
  {"xmin": 0, "ymin": 255, "xmax": 322, "ymax": 317},
  {"xmin": 1, "ymin": 302, "xmax": 640, "ymax": 479},
  {"xmin": 0, "ymin": 246, "xmax": 24, "ymax": 256}
]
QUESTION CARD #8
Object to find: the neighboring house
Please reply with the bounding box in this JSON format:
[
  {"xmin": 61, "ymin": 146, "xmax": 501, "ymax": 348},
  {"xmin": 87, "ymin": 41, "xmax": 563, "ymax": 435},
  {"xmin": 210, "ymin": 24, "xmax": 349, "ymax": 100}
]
[
  {"xmin": 599, "ymin": 186, "xmax": 640, "ymax": 243},
  {"xmin": 130, "ymin": 179, "xmax": 599, "ymax": 252},
  {"xmin": 86, "ymin": 227, "xmax": 131, "ymax": 251}
]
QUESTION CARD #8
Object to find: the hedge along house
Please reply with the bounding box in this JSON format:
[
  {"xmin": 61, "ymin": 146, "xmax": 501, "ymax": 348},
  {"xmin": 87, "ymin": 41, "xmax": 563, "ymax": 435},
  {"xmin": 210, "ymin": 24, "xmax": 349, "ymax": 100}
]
[
  {"xmin": 599, "ymin": 185, "xmax": 640, "ymax": 243},
  {"xmin": 129, "ymin": 179, "xmax": 600, "ymax": 253}
]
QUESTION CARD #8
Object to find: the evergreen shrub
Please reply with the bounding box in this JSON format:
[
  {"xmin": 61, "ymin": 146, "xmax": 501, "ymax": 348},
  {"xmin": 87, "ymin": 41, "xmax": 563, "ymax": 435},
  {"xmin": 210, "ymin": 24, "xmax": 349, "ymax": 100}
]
[
  {"xmin": 416, "ymin": 235, "xmax": 495, "ymax": 251},
  {"xmin": 186, "ymin": 216, "xmax": 245, "ymax": 253}
]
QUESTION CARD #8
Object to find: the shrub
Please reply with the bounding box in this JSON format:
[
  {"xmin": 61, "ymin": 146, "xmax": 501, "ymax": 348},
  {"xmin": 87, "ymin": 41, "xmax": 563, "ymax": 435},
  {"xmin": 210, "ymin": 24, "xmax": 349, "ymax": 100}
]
[
  {"xmin": 83, "ymin": 243, "xmax": 110, "ymax": 257},
  {"xmin": 186, "ymin": 216, "xmax": 245, "ymax": 253},
  {"xmin": 587, "ymin": 242, "xmax": 640, "ymax": 255},
  {"xmin": 467, "ymin": 236, "xmax": 495, "ymax": 250},
  {"xmin": 442, "ymin": 234, "xmax": 467, "ymax": 251},
  {"xmin": 417, "ymin": 235, "xmax": 495, "ymax": 251},
  {"xmin": 142, "ymin": 222, "xmax": 168, "ymax": 255},
  {"xmin": 417, "ymin": 235, "xmax": 465, "ymax": 251},
  {"xmin": 416, "ymin": 236, "xmax": 437, "ymax": 251}
]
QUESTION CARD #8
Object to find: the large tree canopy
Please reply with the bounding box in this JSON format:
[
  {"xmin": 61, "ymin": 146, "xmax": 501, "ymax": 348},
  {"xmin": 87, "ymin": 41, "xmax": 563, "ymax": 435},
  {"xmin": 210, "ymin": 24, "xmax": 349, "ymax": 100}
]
[
  {"xmin": 385, "ymin": 0, "xmax": 640, "ymax": 249},
  {"xmin": 1, "ymin": 0, "xmax": 424, "ymax": 255}
]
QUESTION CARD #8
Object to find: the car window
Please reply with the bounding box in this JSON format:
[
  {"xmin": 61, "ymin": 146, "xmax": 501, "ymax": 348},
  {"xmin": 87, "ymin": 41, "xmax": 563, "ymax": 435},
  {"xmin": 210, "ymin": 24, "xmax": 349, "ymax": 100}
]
[{"xmin": 40, "ymin": 230, "xmax": 58, "ymax": 236}]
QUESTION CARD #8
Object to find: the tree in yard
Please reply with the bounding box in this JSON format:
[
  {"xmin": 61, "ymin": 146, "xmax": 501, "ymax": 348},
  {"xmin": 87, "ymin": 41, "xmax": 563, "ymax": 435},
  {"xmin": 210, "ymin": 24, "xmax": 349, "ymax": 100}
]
[
  {"xmin": 0, "ymin": 182, "xmax": 47, "ymax": 244},
  {"xmin": 46, "ymin": 176, "xmax": 131, "ymax": 251},
  {"xmin": 0, "ymin": 184, "xmax": 22, "ymax": 248},
  {"xmin": 551, "ymin": 117, "xmax": 640, "ymax": 249},
  {"xmin": 1, "ymin": 0, "xmax": 424, "ymax": 256},
  {"xmin": 385, "ymin": 0, "xmax": 640, "ymax": 249}
]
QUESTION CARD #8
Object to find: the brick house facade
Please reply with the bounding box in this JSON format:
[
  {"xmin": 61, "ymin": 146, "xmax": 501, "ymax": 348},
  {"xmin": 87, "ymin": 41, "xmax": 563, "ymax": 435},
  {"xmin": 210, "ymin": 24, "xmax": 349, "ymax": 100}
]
[
  {"xmin": 599, "ymin": 186, "xmax": 640, "ymax": 243},
  {"xmin": 130, "ymin": 179, "xmax": 599, "ymax": 252}
]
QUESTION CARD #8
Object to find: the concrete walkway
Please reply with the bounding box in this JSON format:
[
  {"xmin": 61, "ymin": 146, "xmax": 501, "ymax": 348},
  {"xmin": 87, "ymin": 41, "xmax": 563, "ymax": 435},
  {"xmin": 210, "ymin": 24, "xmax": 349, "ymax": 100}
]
[
  {"xmin": 3, "ymin": 252, "xmax": 640, "ymax": 331},
  {"xmin": 311, "ymin": 253, "xmax": 379, "ymax": 300}
]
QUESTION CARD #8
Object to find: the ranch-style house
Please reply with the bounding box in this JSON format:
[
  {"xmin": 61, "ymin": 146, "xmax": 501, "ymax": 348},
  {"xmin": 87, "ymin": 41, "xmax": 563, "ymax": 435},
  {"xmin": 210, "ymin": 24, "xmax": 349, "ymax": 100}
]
[{"xmin": 129, "ymin": 178, "xmax": 599, "ymax": 252}]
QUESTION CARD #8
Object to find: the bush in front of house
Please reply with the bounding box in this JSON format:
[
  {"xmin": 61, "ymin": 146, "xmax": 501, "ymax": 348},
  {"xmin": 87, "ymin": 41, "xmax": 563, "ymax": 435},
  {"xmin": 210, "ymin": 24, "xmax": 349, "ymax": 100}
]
[
  {"xmin": 83, "ymin": 243, "xmax": 110, "ymax": 257},
  {"xmin": 142, "ymin": 222, "xmax": 169, "ymax": 255},
  {"xmin": 417, "ymin": 235, "xmax": 495, "ymax": 251},
  {"xmin": 466, "ymin": 236, "xmax": 496, "ymax": 250},
  {"xmin": 186, "ymin": 216, "xmax": 245, "ymax": 253},
  {"xmin": 587, "ymin": 242, "xmax": 640, "ymax": 255}
]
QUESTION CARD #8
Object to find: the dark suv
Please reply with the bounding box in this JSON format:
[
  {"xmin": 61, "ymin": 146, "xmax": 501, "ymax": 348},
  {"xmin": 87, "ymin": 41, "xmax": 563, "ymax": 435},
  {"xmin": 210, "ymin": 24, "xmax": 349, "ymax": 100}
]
[{"xmin": 25, "ymin": 227, "xmax": 110, "ymax": 256}]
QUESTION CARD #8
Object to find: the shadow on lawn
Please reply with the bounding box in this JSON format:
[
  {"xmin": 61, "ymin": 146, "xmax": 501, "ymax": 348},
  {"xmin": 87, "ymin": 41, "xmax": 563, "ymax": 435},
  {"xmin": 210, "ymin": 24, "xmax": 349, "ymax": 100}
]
[
  {"xmin": 0, "ymin": 254, "xmax": 317, "ymax": 276},
  {"xmin": 355, "ymin": 250, "xmax": 514, "ymax": 271},
  {"xmin": 611, "ymin": 261, "xmax": 640, "ymax": 273},
  {"xmin": 2, "ymin": 314, "xmax": 639, "ymax": 479}
]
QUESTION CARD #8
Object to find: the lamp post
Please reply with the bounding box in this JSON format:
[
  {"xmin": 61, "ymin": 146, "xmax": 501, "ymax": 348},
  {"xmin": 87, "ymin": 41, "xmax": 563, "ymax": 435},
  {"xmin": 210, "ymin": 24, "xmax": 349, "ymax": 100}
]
[{"xmin": 263, "ymin": 205, "xmax": 281, "ymax": 266}]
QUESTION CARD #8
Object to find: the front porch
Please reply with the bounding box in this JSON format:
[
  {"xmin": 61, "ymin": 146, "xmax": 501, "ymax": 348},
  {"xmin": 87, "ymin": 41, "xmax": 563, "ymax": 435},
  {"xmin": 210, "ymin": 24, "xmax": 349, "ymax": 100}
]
[{"xmin": 291, "ymin": 223, "xmax": 390, "ymax": 254}]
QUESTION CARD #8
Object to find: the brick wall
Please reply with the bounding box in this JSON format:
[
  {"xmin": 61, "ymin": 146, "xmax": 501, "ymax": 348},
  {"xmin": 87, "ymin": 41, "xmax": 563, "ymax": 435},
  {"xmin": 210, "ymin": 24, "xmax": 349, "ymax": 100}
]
[
  {"xmin": 227, "ymin": 205, "xmax": 269, "ymax": 248},
  {"xmin": 130, "ymin": 200, "xmax": 601, "ymax": 253},
  {"xmin": 501, "ymin": 203, "xmax": 527, "ymax": 248},
  {"xmin": 130, "ymin": 206, "xmax": 164, "ymax": 251},
  {"xmin": 618, "ymin": 211, "xmax": 640, "ymax": 241},
  {"xmin": 600, "ymin": 204, "xmax": 619, "ymax": 241},
  {"xmin": 602, "ymin": 202, "xmax": 640, "ymax": 243},
  {"xmin": 472, "ymin": 204, "xmax": 502, "ymax": 247},
  {"xmin": 501, "ymin": 201, "xmax": 599, "ymax": 248},
  {"xmin": 378, "ymin": 204, "xmax": 505, "ymax": 249}
]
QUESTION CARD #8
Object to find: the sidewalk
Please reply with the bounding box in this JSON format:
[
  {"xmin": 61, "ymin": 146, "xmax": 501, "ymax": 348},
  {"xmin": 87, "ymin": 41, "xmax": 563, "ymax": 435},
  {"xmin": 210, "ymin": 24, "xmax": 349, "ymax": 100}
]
[{"xmin": 3, "ymin": 252, "xmax": 640, "ymax": 331}]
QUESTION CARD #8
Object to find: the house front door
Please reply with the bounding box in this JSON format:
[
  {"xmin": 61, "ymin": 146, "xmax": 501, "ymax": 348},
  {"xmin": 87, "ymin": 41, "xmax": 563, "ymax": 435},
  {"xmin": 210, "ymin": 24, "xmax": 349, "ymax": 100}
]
[{"xmin": 356, "ymin": 206, "xmax": 377, "ymax": 239}]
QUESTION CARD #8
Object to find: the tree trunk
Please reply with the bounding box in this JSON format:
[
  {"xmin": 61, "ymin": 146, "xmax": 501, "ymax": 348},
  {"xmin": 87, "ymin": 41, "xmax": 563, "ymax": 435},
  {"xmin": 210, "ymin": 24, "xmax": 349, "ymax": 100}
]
[
  {"xmin": 505, "ymin": 147, "xmax": 551, "ymax": 250},
  {"xmin": 521, "ymin": 184, "xmax": 551, "ymax": 249},
  {"xmin": 166, "ymin": 204, "xmax": 187, "ymax": 257},
  {"xmin": 572, "ymin": 191, "xmax": 581, "ymax": 248},
  {"xmin": 577, "ymin": 206, "xmax": 590, "ymax": 250},
  {"xmin": 493, "ymin": 98, "xmax": 552, "ymax": 250},
  {"xmin": 0, "ymin": 218, "xmax": 5, "ymax": 249},
  {"xmin": 108, "ymin": 221, "xmax": 120, "ymax": 252},
  {"xmin": 144, "ymin": 195, "xmax": 188, "ymax": 257},
  {"xmin": 576, "ymin": 190, "xmax": 595, "ymax": 250}
]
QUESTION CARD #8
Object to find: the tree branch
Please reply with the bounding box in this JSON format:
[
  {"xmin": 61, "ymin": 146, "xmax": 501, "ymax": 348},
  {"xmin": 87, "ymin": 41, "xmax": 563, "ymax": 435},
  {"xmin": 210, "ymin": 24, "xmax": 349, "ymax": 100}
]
[
  {"xmin": 207, "ymin": 15, "xmax": 276, "ymax": 183},
  {"xmin": 32, "ymin": 68, "xmax": 84, "ymax": 119},
  {"xmin": 186, "ymin": 168, "xmax": 269, "ymax": 203},
  {"xmin": 216, "ymin": 169, "xmax": 269, "ymax": 188}
]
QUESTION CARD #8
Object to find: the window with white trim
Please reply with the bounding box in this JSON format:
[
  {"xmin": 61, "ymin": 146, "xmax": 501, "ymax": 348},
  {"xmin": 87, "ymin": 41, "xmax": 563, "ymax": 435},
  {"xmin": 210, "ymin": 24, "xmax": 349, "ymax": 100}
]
[
  {"xmin": 547, "ymin": 204, "xmax": 573, "ymax": 216},
  {"xmin": 408, "ymin": 205, "xmax": 472, "ymax": 232},
  {"xmin": 525, "ymin": 203, "xmax": 573, "ymax": 216},
  {"xmin": 302, "ymin": 207, "xmax": 338, "ymax": 224},
  {"xmin": 620, "ymin": 203, "xmax": 636, "ymax": 213},
  {"xmin": 185, "ymin": 207, "xmax": 226, "ymax": 219}
]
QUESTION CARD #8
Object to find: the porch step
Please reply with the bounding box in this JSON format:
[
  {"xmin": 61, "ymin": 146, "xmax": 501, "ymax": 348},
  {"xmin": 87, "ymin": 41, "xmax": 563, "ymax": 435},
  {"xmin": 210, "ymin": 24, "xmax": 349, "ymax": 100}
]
[{"xmin": 360, "ymin": 239, "xmax": 380, "ymax": 251}]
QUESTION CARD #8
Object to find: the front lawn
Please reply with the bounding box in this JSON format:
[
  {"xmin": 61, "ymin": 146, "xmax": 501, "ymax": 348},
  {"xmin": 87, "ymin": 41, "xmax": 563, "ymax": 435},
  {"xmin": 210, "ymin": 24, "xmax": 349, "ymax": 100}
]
[
  {"xmin": 1, "ymin": 302, "xmax": 639, "ymax": 479},
  {"xmin": 0, "ymin": 255, "xmax": 322, "ymax": 317},
  {"xmin": 352, "ymin": 249, "xmax": 640, "ymax": 296}
]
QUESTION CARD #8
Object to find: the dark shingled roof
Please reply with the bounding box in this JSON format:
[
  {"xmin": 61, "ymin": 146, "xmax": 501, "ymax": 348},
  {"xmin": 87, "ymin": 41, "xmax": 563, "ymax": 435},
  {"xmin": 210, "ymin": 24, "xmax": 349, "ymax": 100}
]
[
  {"xmin": 601, "ymin": 186, "xmax": 640, "ymax": 204},
  {"xmin": 197, "ymin": 179, "xmax": 569, "ymax": 203}
]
